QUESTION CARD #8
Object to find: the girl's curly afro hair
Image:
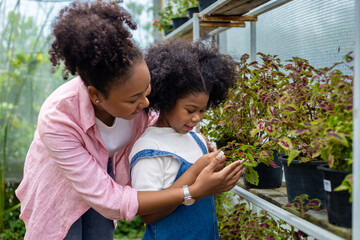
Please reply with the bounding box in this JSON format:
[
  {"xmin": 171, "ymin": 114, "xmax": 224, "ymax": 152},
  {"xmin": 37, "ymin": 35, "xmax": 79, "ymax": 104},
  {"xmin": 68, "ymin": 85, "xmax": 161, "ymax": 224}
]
[
  {"xmin": 49, "ymin": 0, "xmax": 142, "ymax": 97},
  {"xmin": 145, "ymin": 39, "xmax": 236, "ymax": 112}
]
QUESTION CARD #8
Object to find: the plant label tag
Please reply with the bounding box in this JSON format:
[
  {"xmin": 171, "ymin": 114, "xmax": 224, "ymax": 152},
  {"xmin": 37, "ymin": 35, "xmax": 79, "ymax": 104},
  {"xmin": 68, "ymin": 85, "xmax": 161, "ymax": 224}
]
[{"xmin": 323, "ymin": 179, "xmax": 331, "ymax": 192}]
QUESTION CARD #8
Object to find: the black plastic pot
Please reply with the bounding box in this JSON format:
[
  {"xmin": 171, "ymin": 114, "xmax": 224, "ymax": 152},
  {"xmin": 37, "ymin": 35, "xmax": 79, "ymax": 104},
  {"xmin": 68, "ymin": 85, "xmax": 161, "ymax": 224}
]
[
  {"xmin": 318, "ymin": 165, "xmax": 352, "ymax": 228},
  {"xmin": 164, "ymin": 25, "xmax": 174, "ymax": 36},
  {"xmin": 279, "ymin": 156, "xmax": 326, "ymax": 207},
  {"xmin": 187, "ymin": 6, "xmax": 199, "ymax": 19},
  {"xmin": 171, "ymin": 17, "xmax": 188, "ymax": 29},
  {"xmin": 198, "ymin": 0, "xmax": 216, "ymax": 12},
  {"xmin": 244, "ymin": 151, "xmax": 283, "ymax": 189}
]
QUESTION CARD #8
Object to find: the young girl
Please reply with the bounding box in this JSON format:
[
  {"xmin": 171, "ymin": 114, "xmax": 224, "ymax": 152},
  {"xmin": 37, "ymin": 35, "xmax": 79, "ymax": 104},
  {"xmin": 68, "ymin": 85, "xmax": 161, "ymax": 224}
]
[
  {"xmin": 15, "ymin": 1, "xmax": 243, "ymax": 240},
  {"xmin": 130, "ymin": 39, "xmax": 241, "ymax": 240}
]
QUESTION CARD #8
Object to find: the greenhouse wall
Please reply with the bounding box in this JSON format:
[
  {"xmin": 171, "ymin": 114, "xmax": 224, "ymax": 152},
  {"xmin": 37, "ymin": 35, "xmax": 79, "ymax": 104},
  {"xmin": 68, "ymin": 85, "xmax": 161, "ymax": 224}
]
[{"xmin": 219, "ymin": 0, "xmax": 355, "ymax": 73}]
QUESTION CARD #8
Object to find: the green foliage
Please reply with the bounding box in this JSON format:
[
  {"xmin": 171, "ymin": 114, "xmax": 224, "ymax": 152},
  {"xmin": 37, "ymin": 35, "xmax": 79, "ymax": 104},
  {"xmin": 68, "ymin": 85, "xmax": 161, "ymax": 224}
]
[
  {"xmin": 0, "ymin": 4, "xmax": 63, "ymax": 235},
  {"xmin": 215, "ymin": 192, "xmax": 237, "ymax": 225},
  {"xmin": 218, "ymin": 199, "xmax": 309, "ymax": 240},
  {"xmin": 202, "ymin": 52, "xmax": 354, "ymax": 188},
  {"xmin": 0, "ymin": 182, "xmax": 25, "ymax": 240},
  {"xmin": 114, "ymin": 216, "xmax": 145, "ymax": 239},
  {"xmin": 152, "ymin": 0, "xmax": 197, "ymax": 32},
  {"xmin": 289, "ymin": 53, "xmax": 353, "ymax": 170},
  {"xmin": 202, "ymin": 53, "xmax": 285, "ymax": 185}
]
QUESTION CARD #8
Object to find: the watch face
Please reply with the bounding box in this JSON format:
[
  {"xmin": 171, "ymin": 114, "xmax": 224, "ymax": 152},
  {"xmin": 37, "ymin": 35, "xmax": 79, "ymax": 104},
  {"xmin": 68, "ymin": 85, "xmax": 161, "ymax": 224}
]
[{"xmin": 183, "ymin": 198, "xmax": 195, "ymax": 206}]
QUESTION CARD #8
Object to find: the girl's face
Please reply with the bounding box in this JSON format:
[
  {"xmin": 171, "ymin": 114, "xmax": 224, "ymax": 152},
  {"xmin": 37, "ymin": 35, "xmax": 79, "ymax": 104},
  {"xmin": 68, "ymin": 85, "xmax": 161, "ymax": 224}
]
[
  {"xmin": 90, "ymin": 60, "xmax": 151, "ymax": 125},
  {"xmin": 157, "ymin": 92, "xmax": 209, "ymax": 134}
]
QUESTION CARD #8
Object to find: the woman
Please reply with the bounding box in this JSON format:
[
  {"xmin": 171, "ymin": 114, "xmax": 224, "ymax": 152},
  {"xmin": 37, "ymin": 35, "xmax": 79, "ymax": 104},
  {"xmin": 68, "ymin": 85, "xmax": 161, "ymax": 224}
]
[{"xmin": 15, "ymin": 1, "xmax": 244, "ymax": 239}]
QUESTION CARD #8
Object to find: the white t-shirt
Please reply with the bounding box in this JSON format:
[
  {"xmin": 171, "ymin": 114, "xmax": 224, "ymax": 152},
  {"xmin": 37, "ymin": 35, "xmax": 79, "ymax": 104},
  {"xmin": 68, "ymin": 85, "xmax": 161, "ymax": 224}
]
[
  {"xmin": 129, "ymin": 127, "xmax": 208, "ymax": 191},
  {"xmin": 95, "ymin": 117, "xmax": 135, "ymax": 157}
]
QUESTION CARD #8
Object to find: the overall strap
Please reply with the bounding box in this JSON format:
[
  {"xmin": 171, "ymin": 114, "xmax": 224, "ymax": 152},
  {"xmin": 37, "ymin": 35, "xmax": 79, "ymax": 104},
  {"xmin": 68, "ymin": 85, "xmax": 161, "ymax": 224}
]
[
  {"xmin": 129, "ymin": 149, "xmax": 191, "ymax": 181},
  {"xmin": 189, "ymin": 131, "xmax": 208, "ymax": 155}
]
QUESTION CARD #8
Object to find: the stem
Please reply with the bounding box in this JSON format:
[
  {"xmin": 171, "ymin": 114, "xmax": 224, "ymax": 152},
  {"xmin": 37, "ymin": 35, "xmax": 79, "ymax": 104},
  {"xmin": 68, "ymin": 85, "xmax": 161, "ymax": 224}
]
[{"xmin": 306, "ymin": 103, "xmax": 313, "ymax": 121}]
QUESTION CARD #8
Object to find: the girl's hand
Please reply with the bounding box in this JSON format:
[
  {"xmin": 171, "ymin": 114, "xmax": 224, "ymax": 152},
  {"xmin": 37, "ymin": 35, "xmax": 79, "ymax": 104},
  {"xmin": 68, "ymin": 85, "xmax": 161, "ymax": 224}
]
[
  {"xmin": 189, "ymin": 156, "xmax": 244, "ymax": 200},
  {"xmin": 193, "ymin": 150, "xmax": 226, "ymax": 174}
]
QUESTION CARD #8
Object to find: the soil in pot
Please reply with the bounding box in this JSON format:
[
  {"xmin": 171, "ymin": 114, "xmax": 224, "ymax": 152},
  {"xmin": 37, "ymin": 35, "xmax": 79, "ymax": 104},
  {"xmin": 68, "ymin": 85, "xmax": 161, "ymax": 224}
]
[
  {"xmin": 171, "ymin": 17, "xmax": 188, "ymax": 29},
  {"xmin": 279, "ymin": 156, "xmax": 326, "ymax": 207},
  {"xmin": 244, "ymin": 150, "xmax": 283, "ymax": 189},
  {"xmin": 318, "ymin": 165, "xmax": 352, "ymax": 228}
]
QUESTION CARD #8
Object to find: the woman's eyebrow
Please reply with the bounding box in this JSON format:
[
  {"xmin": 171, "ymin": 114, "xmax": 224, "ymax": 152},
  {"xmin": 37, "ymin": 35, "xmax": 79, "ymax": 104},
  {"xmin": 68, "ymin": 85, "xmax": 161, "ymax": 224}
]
[
  {"xmin": 186, "ymin": 103, "xmax": 207, "ymax": 109},
  {"xmin": 130, "ymin": 84, "xmax": 150, "ymax": 98}
]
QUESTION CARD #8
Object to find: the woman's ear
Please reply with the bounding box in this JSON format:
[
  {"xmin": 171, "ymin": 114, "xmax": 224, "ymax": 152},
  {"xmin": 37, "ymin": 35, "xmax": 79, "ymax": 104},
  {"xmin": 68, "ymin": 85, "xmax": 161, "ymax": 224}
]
[{"xmin": 88, "ymin": 86, "xmax": 102, "ymax": 105}]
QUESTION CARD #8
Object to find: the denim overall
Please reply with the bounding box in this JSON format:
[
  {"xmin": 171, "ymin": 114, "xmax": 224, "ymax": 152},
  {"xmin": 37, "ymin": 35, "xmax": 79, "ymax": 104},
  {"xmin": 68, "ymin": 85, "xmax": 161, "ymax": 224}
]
[{"xmin": 130, "ymin": 131, "xmax": 219, "ymax": 240}]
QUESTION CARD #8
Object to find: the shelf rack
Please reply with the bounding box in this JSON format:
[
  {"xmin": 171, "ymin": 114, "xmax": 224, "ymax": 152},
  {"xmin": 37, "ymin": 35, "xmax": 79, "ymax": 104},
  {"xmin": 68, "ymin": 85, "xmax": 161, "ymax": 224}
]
[
  {"xmin": 163, "ymin": 0, "xmax": 359, "ymax": 239},
  {"xmin": 232, "ymin": 181, "xmax": 351, "ymax": 240}
]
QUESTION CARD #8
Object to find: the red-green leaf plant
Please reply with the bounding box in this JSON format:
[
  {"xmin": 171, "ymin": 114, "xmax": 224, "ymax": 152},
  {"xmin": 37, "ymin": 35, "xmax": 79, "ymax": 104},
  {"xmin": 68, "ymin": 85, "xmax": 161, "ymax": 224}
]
[
  {"xmin": 283, "ymin": 194, "xmax": 322, "ymax": 218},
  {"xmin": 219, "ymin": 201, "xmax": 309, "ymax": 240},
  {"xmin": 290, "ymin": 53, "xmax": 353, "ymax": 170},
  {"xmin": 276, "ymin": 53, "xmax": 353, "ymax": 200},
  {"xmin": 252, "ymin": 53, "xmax": 353, "ymax": 169},
  {"xmin": 202, "ymin": 53, "xmax": 285, "ymax": 185},
  {"xmin": 203, "ymin": 52, "xmax": 353, "ymax": 188}
]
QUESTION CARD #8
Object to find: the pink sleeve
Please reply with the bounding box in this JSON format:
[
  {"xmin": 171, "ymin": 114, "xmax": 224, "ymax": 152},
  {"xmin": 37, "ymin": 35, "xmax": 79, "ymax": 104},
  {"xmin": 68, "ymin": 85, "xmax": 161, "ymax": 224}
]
[
  {"xmin": 147, "ymin": 110, "xmax": 159, "ymax": 127},
  {"xmin": 38, "ymin": 111, "xmax": 138, "ymax": 221}
]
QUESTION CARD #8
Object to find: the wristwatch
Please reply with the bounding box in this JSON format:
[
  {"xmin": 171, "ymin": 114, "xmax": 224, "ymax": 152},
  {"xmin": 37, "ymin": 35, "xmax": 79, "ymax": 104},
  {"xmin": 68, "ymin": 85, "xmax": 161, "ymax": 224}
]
[{"xmin": 182, "ymin": 185, "xmax": 195, "ymax": 206}]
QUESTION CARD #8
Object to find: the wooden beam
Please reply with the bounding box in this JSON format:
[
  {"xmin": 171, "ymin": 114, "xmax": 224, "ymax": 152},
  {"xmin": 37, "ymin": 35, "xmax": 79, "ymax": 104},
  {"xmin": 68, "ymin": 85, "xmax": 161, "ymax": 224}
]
[
  {"xmin": 201, "ymin": 14, "xmax": 257, "ymax": 22},
  {"xmin": 199, "ymin": 22, "xmax": 246, "ymax": 28}
]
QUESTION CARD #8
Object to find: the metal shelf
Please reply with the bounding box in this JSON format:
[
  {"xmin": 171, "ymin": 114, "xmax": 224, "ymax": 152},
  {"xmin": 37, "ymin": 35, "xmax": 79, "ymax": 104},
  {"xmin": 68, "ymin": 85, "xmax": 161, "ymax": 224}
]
[
  {"xmin": 231, "ymin": 182, "xmax": 351, "ymax": 240},
  {"xmin": 165, "ymin": 0, "xmax": 270, "ymax": 41}
]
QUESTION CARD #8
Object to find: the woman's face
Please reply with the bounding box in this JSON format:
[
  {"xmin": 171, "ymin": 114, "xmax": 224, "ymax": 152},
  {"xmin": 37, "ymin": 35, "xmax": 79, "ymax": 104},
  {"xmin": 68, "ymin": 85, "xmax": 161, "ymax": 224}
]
[
  {"xmin": 90, "ymin": 60, "xmax": 151, "ymax": 124},
  {"xmin": 157, "ymin": 92, "xmax": 209, "ymax": 134}
]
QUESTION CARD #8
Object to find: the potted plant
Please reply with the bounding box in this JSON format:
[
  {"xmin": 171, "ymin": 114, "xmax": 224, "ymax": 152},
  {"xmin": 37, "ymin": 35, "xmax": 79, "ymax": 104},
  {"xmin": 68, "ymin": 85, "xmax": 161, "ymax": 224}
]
[
  {"xmin": 293, "ymin": 53, "xmax": 353, "ymax": 227},
  {"xmin": 250, "ymin": 55, "xmax": 333, "ymax": 206},
  {"xmin": 202, "ymin": 53, "xmax": 283, "ymax": 188},
  {"xmin": 152, "ymin": 0, "xmax": 194, "ymax": 34},
  {"xmin": 164, "ymin": 0, "xmax": 195, "ymax": 30},
  {"xmin": 152, "ymin": 4, "xmax": 174, "ymax": 35}
]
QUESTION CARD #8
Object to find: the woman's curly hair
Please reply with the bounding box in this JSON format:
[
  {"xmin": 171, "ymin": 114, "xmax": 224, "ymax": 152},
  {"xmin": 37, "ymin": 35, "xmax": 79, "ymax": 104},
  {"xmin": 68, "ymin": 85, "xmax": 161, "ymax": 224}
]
[
  {"xmin": 145, "ymin": 39, "xmax": 236, "ymax": 112},
  {"xmin": 49, "ymin": 0, "xmax": 142, "ymax": 97}
]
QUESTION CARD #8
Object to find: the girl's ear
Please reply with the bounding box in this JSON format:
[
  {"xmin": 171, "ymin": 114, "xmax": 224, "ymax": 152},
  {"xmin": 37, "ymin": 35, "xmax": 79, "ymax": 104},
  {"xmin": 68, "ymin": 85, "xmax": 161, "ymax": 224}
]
[{"xmin": 88, "ymin": 86, "xmax": 103, "ymax": 105}]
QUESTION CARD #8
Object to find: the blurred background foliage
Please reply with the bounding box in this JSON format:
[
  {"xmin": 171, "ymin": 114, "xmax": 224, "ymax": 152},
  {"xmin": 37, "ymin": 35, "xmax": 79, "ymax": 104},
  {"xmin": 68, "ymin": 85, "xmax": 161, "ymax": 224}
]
[{"xmin": 0, "ymin": 0, "xmax": 155, "ymax": 238}]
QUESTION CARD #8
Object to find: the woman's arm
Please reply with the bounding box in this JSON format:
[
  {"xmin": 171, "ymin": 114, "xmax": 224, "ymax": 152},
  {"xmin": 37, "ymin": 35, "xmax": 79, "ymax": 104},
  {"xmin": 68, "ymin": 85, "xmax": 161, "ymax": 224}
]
[{"xmin": 136, "ymin": 151, "xmax": 243, "ymax": 221}]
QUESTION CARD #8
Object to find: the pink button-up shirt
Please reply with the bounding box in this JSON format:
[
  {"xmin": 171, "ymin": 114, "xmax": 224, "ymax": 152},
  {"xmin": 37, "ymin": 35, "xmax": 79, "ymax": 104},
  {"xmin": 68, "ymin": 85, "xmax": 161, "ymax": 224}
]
[{"xmin": 16, "ymin": 76, "xmax": 150, "ymax": 240}]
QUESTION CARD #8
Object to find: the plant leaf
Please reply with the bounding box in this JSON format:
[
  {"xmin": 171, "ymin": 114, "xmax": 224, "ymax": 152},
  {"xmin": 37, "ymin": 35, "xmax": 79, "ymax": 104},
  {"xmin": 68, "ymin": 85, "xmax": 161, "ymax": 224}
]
[
  {"xmin": 278, "ymin": 137, "xmax": 293, "ymax": 150},
  {"xmin": 287, "ymin": 150, "xmax": 301, "ymax": 165},
  {"xmin": 328, "ymin": 132, "xmax": 349, "ymax": 147},
  {"xmin": 244, "ymin": 167, "xmax": 259, "ymax": 186}
]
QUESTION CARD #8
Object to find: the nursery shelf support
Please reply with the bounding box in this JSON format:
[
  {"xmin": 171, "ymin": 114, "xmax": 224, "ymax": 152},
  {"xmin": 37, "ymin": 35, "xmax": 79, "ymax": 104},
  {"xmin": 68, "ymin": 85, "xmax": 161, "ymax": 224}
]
[
  {"xmin": 353, "ymin": 0, "xmax": 360, "ymax": 239},
  {"xmin": 231, "ymin": 186, "xmax": 346, "ymax": 240}
]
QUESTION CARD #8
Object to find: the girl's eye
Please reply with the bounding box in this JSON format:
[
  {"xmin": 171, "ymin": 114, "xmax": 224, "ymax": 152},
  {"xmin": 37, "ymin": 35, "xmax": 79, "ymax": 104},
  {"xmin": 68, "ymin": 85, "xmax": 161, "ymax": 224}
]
[
  {"xmin": 128, "ymin": 100, "xmax": 137, "ymax": 104},
  {"xmin": 187, "ymin": 110, "xmax": 194, "ymax": 114}
]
